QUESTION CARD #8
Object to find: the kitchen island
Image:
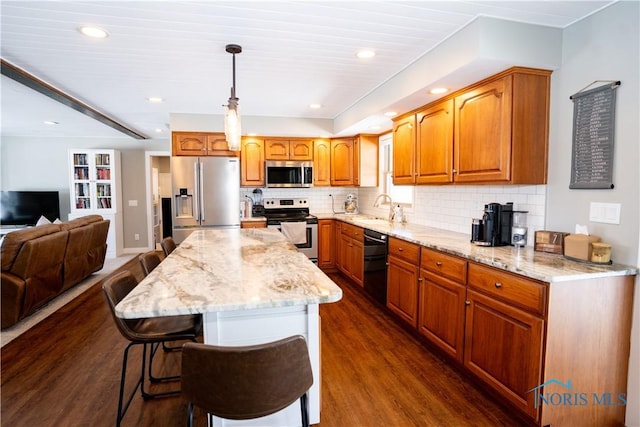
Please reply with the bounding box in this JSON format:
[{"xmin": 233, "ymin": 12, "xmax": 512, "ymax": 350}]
[{"xmin": 115, "ymin": 228, "xmax": 342, "ymax": 427}]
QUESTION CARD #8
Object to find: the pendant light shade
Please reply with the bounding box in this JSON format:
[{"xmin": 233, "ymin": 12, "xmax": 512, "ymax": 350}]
[{"xmin": 224, "ymin": 44, "xmax": 242, "ymax": 151}]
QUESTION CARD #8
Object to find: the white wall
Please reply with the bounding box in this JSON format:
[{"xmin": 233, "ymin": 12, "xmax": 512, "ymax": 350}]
[{"xmin": 544, "ymin": 2, "xmax": 639, "ymax": 424}]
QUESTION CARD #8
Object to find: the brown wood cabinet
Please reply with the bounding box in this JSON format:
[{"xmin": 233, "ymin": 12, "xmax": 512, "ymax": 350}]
[
  {"xmin": 454, "ymin": 68, "xmax": 550, "ymax": 184},
  {"xmin": 313, "ymin": 139, "xmax": 331, "ymax": 186},
  {"xmin": 240, "ymin": 137, "xmax": 265, "ymax": 187},
  {"xmin": 392, "ymin": 67, "xmax": 551, "ymax": 185},
  {"xmin": 386, "ymin": 237, "xmax": 420, "ymax": 327},
  {"xmin": 418, "ymin": 247, "xmax": 467, "ymax": 362},
  {"xmin": 264, "ymin": 138, "xmax": 313, "ymax": 160},
  {"xmin": 336, "ymin": 222, "xmax": 364, "ymax": 286},
  {"xmin": 330, "ymin": 135, "xmax": 378, "ymax": 187},
  {"xmin": 330, "ymin": 137, "xmax": 355, "ymax": 186},
  {"xmin": 391, "ymin": 115, "xmax": 416, "ymax": 185},
  {"xmin": 240, "ymin": 220, "xmax": 266, "ymax": 228},
  {"xmin": 172, "ymin": 132, "xmax": 238, "ymax": 157},
  {"xmin": 464, "ymin": 263, "xmax": 546, "ymax": 420},
  {"xmin": 416, "ymin": 99, "xmax": 454, "ymax": 184},
  {"xmin": 331, "ymin": 224, "xmax": 634, "ymax": 426},
  {"xmin": 317, "ymin": 219, "xmax": 336, "ymax": 270}
]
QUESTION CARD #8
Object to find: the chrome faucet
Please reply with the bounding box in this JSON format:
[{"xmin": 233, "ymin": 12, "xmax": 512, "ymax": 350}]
[{"xmin": 373, "ymin": 193, "xmax": 394, "ymax": 221}]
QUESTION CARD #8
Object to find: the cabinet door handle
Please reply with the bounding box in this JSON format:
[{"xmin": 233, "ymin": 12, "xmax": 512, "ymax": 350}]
[
  {"xmin": 494, "ymin": 282, "xmax": 503, "ymax": 288},
  {"xmin": 465, "ymin": 300, "xmax": 471, "ymax": 305},
  {"xmin": 435, "ymin": 261, "xmax": 443, "ymax": 267},
  {"xmin": 398, "ymin": 247, "xmax": 404, "ymax": 251},
  {"xmin": 418, "ymin": 277, "xmax": 423, "ymax": 282}
]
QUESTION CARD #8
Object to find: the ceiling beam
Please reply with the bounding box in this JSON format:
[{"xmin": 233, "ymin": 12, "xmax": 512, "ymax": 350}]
[{"xmin": 1, "ymin": 58, "xmax": 148, "ymax": 140}]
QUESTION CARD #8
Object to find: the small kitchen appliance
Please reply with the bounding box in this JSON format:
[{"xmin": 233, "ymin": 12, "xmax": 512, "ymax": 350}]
[
  {"xmin": 471, "ymin": 202, "xmax": 514, "ymax": 247},
  {"xmin": 511, "ymin": 210, "xmax": 529, "ymax": 246},
  {"xmin": 344, "ymin": 194, "xmax": 358, "ymax": 214}
]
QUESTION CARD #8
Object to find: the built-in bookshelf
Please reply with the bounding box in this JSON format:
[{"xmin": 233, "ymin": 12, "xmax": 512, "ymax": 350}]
[{"xmin": 68, "ymin": 149, "xmax": 123, "ymax": 257}]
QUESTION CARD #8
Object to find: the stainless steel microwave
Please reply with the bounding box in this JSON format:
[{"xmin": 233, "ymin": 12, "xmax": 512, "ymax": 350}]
[{"xmin": 265, "ymin": 160, "xmax": 313, "ymax": 188}]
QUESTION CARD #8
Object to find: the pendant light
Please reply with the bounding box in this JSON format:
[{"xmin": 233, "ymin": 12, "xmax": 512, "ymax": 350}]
[{"xmin": 224, "ymin": 44, "xmax": 242, "ymax": 151}]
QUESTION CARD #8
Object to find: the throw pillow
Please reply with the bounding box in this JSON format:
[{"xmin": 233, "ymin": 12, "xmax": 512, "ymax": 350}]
[
  {"xmin": 53, "ymin": 218, "xmax": 62, "ymax": 224},
  {"xmin": 36, "ymin": 215, "xmax": 51, "ymax": 226}
]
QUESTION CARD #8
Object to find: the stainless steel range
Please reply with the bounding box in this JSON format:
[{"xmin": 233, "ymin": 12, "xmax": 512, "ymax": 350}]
[{"xmin": 264, "ymin": 198, "xmax": 318, "ymax": 263}]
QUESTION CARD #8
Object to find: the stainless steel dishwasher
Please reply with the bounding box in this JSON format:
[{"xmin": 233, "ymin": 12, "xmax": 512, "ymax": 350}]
[{"xmin": 363, "ymin": 228, "xmax": 388, "ymax": 305}]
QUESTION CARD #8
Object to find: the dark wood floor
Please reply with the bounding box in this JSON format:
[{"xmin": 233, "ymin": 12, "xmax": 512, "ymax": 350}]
[{"xmin": 1, "ymin": 257, "xmax": 527, "ymax": 426}]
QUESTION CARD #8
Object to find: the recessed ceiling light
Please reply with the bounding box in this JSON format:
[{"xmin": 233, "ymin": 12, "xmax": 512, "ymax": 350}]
[
  {"xmin": 44, "ymin": 120, "xmax": 59, "ymax": 125},
  {"xmin": 155, "ymin": 128, "xmax": 163, "ymax": 133},
  {"xmin": 78, "ymin": 26, "xmax": 109, "ymax": 39},
  {"xmin": 147, "ymin": 97, "xmax": 164, "ymax": 103},
  {"xmin": 309, "ymin": 104, "xmax": 322, "ymax": 109},
  {"xmin": 384, "ymin": 111, "xmax": 397, "ymax": 117},
  {"xmin": 370, "ymin": 125, "xmax": 382, "ymax": 130},
  {"xmin": 247, "ymin": 133, "xmax": 257, "ymax": 137},
  {"xmin": 356, "ymin": 49, "xmax": 376, "ymax": 59},
  {"xmin": 429, "ymin": 87, "xmax": 449, "ymax": 95}
]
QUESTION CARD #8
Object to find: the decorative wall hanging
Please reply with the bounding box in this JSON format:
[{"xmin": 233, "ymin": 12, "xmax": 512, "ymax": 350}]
[{"xmin": 569, "ymin": 80, "xmax": 620, "ymax": 189}]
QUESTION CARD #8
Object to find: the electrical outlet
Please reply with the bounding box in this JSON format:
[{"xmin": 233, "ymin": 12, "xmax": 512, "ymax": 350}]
[
  {"xmin": 134, "ymin": 233, "xmax": 140, "ymax": 241},
  {"xmin": 589, "ymin": 202, "xmax": 621, "ymax": 224}
]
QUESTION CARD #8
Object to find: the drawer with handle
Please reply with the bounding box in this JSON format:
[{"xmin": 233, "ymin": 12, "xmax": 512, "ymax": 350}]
[
  {"xmin": 468, "ymin": 262, "xmax": 547, "ymax": 316},
  {"xmin": 420, "ymin": 247, "xmax": 467, "ymax": 284},
  {"xmin": 388, "ymin": 237, "xmax": 420, "ymax": 264}
]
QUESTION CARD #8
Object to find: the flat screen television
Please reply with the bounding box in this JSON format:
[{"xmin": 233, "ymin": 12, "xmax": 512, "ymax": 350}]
[{"xmin": 0, "ymin": 191, "xmax": 61, "ymax": 226}]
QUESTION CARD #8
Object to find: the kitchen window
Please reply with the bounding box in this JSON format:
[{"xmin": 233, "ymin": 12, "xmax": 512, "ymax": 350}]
[{"xmin": 379, "ymin": 133, "xmax": 413, "ymax": 207}]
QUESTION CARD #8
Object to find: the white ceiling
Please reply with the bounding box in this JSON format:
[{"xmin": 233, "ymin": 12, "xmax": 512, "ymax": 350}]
[{"xmin": 0, "ymin": 0, "xmax": 614, "ymax": 140}]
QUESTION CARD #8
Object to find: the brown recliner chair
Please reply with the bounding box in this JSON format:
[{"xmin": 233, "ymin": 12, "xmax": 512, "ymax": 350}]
[
  {"xmin": 181, "ymin": 335, "xmax": 313, "ymax": 427},
  {"xmin": 1, "ymin": 224, "xmax": 68, "ymax": 328}
]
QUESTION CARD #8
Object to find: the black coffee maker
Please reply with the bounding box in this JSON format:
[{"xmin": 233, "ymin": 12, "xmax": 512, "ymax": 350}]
[{"xmin": 471, "ymin": 202, "xmax": 513, "ymax": 246}]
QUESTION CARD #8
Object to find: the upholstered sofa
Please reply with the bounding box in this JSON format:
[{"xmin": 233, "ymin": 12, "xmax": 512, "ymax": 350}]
[{"xmin": 1, "ymin": 215, "xmax": 110, "ymax": 329}]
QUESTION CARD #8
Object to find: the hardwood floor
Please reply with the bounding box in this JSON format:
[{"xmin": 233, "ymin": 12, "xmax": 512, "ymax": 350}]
[{"xmin": 1, "ymin": 258, "xmax": 527, "ymax": 426}]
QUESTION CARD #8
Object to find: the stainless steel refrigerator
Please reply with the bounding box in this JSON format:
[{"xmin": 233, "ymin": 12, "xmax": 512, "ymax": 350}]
[{"xmin": 171, "ymin": 156, "xmax": 240, "ymax": 243}]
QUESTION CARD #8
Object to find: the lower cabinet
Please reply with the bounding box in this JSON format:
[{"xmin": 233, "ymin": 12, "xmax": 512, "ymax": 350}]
[
  {"xmin": 240, "ymin": 220, "xmax": 266, "ymax": 229},
  {"xmin": 387, "ymin": 237, "xmax": 420, "ymax": 328},
  {"xmin": 464, "ymin": 289, "xmax": 544, "ymax": 420},
  {"xmin": 336, "ymin": 223, "xmax": 364, "ymax": 286},
  {"xmin": 418, "ymin": 247, "xmax": 467, "ymax": 362},
  {"xmin": 334, "ymin": 224, "xmax": 633, "ymax": 426},
  {"xmin": 317, "ymin": 219, "xmax": 336, "ymax": 270}
]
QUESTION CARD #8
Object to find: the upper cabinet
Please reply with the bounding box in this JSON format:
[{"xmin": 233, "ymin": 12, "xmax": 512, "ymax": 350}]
[
  {"xmin": 393, "ymin": 67, "xmax": 551, "ymax": 185},
  {"xmin": 172, "ymin": 132, "xmax": 238, "ymax": 157},
  {"xmin": 330, "ymin": 134, "xmax": 378, "ymax": 187},
  {"xmin": 265, "ymin": 138, "xmax": 313, "ymax": 161},
  {"xmin": 392, "ymin": 115, "xmax": 416, "ymax": 185},
  {"xmin": 416, "ymin": 99, "xmax": 454, "ymax": 184},
  {"xmin": 240, "ymin": 137, "xmax": 265, "ymax": 187},
  {"xmin": 313, "ymin": 139, "xmax": 331, "ymax": 186}
]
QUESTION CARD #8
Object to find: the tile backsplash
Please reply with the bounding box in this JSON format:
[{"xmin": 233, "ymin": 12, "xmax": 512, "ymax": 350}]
[{"xmin": 241, "ymin": 184, "xmax": 546, "ymax": 246}]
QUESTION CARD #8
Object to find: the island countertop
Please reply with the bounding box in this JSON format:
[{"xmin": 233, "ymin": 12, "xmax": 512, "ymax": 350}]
[
  {"xmin": 115, "ymin": 228, "xmax": 343, "ymax": 319},
  {"xmin": 316, "ymin": 213, "xmax": 638, "ymax": 283}
]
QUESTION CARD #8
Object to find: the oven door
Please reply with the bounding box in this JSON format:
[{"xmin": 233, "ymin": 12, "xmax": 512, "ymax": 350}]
[{"xmin": 268, "ymin": 223, "xmax": 318, "ymax": 262}]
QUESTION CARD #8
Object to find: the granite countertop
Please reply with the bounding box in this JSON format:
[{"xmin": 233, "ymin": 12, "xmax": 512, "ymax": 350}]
[
  {"xmin": 115, "ymin": 228, "xmax": 342, "ymax": 319},
  {"xmin": 315, "ymin": 213, "xmax": 638, "ymax": 283}
]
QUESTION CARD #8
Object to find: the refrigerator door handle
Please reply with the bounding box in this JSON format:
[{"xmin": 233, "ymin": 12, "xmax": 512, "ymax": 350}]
[
  {"xmin": 194, "ymin": 161, "xmax": 201, "ymax": 221},
  {"xmin": 199, "ymin": 160, "xmax": 205, "ymax": 222}
]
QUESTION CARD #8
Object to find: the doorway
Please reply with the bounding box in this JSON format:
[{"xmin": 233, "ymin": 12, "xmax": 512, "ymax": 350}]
[{"xmin": 145, "ymin": 151, "xmax": 171, "ymax": 250}]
